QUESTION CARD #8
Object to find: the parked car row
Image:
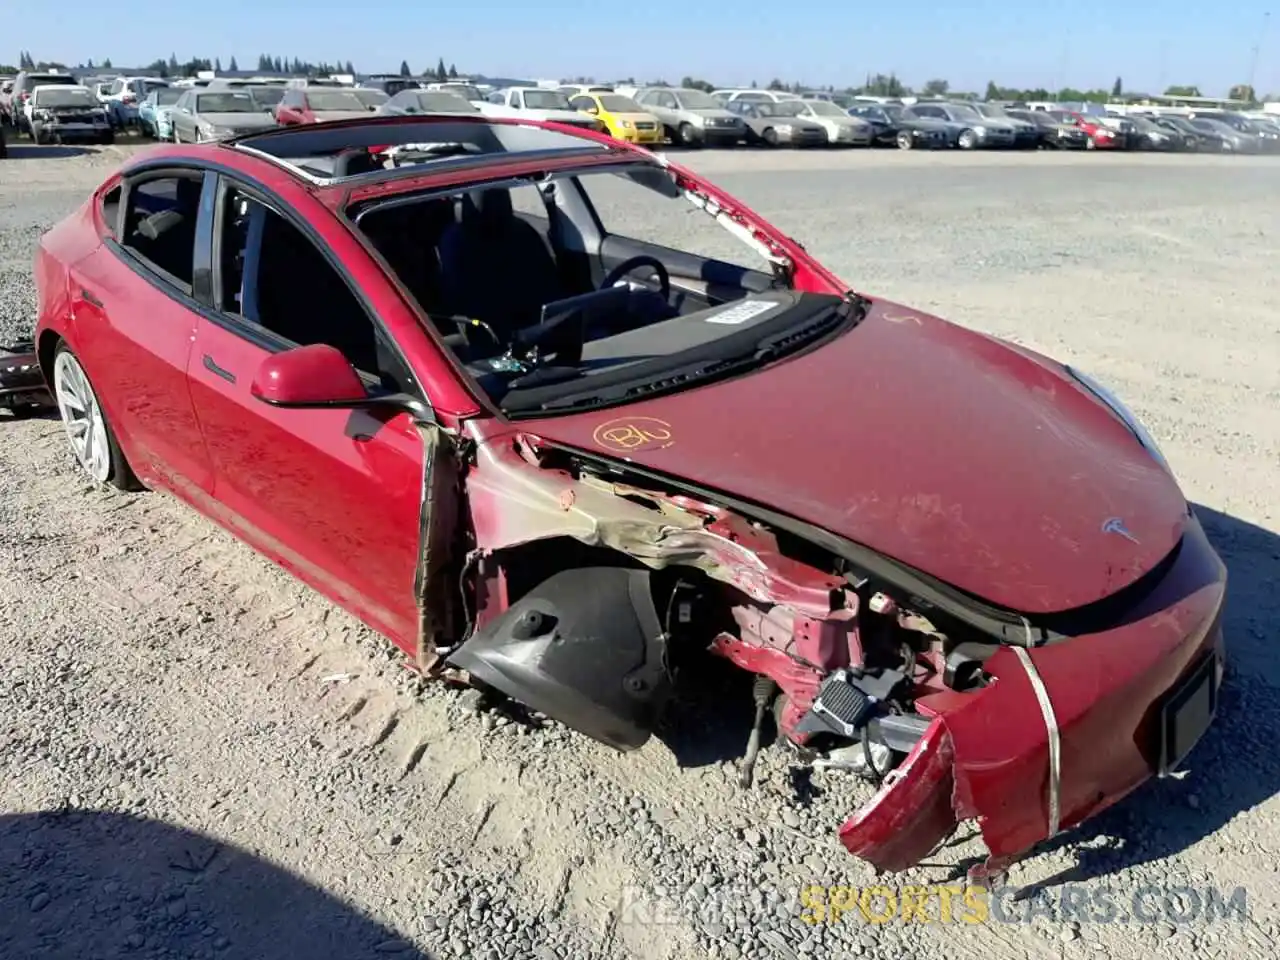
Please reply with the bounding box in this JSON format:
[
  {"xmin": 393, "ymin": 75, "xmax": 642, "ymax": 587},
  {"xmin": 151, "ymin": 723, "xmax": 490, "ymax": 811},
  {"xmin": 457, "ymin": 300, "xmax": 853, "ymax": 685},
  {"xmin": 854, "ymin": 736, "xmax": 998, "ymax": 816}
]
[{"xmin": 5, "ymin": 68, "xmax": 1280, "ymax": 156}]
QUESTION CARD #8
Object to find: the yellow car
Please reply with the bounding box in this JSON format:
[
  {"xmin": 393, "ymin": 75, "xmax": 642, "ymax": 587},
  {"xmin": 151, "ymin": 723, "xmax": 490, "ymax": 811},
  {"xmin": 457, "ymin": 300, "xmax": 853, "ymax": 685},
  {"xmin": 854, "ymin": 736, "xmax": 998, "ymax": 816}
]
[{"xmin": 567, "ymin": 92, "xmax": 667, "ymax": 146}]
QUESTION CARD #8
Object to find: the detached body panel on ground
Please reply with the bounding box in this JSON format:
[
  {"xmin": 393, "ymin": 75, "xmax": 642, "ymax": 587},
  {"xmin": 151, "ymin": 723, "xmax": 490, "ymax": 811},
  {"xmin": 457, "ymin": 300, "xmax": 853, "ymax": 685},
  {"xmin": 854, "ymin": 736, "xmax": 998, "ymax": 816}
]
[{"xmin": 31, "ymin": 114, "xmax": 1228, "ymax": 882}]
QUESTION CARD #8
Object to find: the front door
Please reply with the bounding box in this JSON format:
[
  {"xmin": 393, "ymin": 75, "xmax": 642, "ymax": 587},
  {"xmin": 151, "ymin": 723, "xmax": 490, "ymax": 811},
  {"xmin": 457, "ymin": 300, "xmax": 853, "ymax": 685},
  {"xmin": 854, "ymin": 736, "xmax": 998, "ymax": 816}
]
[{"xmin": 185, "ymin": 178, "xmax": 430, "ymax": 649}]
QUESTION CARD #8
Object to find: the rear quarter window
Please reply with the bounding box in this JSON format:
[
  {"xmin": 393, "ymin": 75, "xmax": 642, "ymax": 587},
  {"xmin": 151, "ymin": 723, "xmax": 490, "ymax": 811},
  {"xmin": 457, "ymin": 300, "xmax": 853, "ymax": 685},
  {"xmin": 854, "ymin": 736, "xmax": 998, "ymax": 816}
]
[{"xmin": 100, "ymin": 185, "xmax": 122, "ymax": 237}]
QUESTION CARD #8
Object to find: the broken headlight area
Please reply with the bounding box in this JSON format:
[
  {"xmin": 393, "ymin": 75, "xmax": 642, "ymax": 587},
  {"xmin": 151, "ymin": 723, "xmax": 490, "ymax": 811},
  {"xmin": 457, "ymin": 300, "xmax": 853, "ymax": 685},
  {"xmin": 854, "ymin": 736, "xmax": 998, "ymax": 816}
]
[{"xmin": 445, "ymin": 435, "xmax": 1000, "ymax": 783}]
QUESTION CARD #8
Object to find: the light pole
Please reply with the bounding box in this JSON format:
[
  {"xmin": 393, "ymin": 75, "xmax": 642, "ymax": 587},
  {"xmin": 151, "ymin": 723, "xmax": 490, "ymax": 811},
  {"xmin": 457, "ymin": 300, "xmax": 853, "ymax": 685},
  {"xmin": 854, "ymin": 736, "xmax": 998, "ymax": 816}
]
[{"xmin": 1247, "ymin": 11, "xmax": 1270, "ymax": 101}]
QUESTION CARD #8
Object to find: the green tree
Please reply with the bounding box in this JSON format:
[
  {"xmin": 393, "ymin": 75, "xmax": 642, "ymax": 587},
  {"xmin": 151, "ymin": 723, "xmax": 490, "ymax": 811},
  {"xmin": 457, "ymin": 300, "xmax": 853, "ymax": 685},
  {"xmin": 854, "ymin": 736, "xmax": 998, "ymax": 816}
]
[
  {"xmin": 229, "ymin": 55, "xmax": 239, "ymax": 71},
  {"xmin": 102, "ymin": 57, "xmax": 112, "ymax": 69},
  {"xmin": 168, "ymin": 53, "xmax": 180, "ymax": 73},
  {"xmin": 1228, "ymin": 84, "xmax": 1256, "ymax": 102},
  {"xmin": 923, "ymin": 78, "xmax": 949, "ymax": 96},
  {"xmin": 1163, "ymin": 84, "xmax": 1201, "ymax": 97},
  {"xmin": 984, "ymin": 80, "xmax": 999, "ymax": 100},
  {"xmin": 399, "ymin": 60, "xmax": 411, "ymax": 77},
  {"xmin": 681, "ymin": 76, "xmax": 714, "ymax": 92},
  {"xmin": 767, "ymin": 77, "xmax": 784, "ymax": 90},
  {"xmin": 215, "ymin": 57, "xmax": 223, "ymax": 72},
  {"xmin": 448, "ymin": 63, "xmax": 458, "ymax": 78},
  {"xmin": 1112, "ymin": 76, "xmax": 1122, "ymax": 97},
  {"xmin": 436, "ymin": 57, "xmax": 447, "ymax": 80},
  {"xmin": 345, "ymin": 60, "xmax": 355, "ymax": 75}
]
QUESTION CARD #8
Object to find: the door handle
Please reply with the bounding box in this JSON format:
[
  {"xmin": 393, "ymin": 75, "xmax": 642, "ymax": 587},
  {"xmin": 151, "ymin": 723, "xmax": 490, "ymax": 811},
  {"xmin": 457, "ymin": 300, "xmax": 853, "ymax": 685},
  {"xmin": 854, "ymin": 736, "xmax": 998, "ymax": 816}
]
[
  {"xmin": 80, "ymin": 288, "xmax": 104, "ymax": 307},
  {"xmin": 202, "ymin": 354, "xmax": 236, "ymax": 384}
]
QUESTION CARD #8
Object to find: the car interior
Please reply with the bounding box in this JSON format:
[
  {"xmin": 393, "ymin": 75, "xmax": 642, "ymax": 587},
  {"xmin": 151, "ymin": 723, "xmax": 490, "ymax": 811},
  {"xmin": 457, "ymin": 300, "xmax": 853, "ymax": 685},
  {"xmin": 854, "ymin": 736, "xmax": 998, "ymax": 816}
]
[{"xmin": 352, "ymin": 166, "xmax": 835, "ymax": 412}]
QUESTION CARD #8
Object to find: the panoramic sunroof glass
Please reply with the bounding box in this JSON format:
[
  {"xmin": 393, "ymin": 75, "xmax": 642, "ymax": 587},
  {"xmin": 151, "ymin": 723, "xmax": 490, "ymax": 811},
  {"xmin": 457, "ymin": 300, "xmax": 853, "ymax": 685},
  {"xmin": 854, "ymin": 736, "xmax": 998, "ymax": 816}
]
[{"xmin": 232, "ymin": 118, "xmax": 610, "ymax": 177}]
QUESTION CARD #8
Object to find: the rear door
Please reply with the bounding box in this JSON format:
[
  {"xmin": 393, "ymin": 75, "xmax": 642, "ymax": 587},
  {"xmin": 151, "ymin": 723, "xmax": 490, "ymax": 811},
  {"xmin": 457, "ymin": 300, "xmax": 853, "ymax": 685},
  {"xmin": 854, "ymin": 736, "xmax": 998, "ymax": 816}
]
[
  {"xmin": 184, "ymin": 173, "xmax": 436, "ymax": 649},
  {"xmin": 69, "ymin": 168, "xmax": 216, "ymax": 495}
]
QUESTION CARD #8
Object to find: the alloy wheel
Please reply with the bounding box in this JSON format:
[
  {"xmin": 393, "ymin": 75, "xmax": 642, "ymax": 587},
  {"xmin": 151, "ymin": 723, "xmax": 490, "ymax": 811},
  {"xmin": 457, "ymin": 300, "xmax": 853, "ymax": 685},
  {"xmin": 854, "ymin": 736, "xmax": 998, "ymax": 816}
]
[
  {"xmin": 896, "ymin": 130, "xmax": 913, "ymax": 150},
  {"xmin": 53, "ymin": 350, "xmax": 111, "ymax": 483}
]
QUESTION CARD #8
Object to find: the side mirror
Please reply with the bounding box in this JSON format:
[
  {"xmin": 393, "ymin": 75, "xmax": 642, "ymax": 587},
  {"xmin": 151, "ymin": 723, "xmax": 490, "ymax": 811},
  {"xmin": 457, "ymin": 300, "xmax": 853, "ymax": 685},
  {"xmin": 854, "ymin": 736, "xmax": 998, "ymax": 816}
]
[
  {"xmin": 251, "ymin": 344, "xmax": 366, "ymax": 406},
  {"xmin": 586, "ymin": 106, "xmax": 599, "ymax": 115},
  {"xmin": 250, "ymin": 344, "xmax": 435, "ymax": 422}
]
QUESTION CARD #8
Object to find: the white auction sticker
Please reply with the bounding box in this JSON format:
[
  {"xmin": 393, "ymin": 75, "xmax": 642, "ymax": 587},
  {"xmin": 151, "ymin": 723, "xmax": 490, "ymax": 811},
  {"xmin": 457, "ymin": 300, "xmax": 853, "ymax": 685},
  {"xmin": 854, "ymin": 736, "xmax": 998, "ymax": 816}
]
[{"xmin": 704, "ymin": 300, "xmax": 777, "ymax": 325}]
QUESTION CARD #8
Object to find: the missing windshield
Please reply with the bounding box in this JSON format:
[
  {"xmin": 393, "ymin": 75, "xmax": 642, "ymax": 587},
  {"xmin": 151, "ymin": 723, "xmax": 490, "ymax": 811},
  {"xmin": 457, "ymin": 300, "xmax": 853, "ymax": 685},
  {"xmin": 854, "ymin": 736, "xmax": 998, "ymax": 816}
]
[{"xmin": 354, "ymin": 162, "xmax": 857, "ymax": 416}]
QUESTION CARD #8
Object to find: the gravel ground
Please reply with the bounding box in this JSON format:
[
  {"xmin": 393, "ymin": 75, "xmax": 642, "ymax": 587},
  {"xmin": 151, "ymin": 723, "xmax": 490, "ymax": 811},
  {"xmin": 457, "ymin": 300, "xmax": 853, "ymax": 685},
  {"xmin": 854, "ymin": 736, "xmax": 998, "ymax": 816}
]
[{"xmin": 2, "ymin": 143, "xmax": 1279, "ymax": 960}]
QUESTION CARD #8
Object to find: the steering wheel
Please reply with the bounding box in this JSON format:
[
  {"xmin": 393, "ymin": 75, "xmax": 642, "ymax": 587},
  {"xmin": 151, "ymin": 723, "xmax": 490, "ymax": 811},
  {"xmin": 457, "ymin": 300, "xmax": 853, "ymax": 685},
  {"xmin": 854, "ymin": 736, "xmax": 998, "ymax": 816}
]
[{"xmin": 600, "ymin": 255, "xmax": 671, "ymax": 301}]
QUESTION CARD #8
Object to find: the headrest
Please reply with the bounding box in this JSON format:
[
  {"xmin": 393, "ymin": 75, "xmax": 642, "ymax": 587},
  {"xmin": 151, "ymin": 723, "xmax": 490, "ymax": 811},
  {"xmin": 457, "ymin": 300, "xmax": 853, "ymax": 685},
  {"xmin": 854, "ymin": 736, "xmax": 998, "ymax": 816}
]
[
  {"xmin": 333, "ymin": 148, "xmax": 382, "ymax": 178},
  {"xmin": 136, "ymin": 209, "xmax": 185, "ymax": 241},
  {"xmin": 465, "ymin": 188, "xmax": 513, "ymax": 223}
]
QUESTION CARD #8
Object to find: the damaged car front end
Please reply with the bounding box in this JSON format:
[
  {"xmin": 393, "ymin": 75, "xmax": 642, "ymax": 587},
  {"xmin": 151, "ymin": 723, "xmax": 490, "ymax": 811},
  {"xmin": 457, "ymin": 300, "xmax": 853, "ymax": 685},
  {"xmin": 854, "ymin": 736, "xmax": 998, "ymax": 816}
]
[
  {"xmin": 440, "ymin": 411, "xmax": 1224, "ymax": 882},
  {"xmin": 350, "ymin": 150, "xmax": 1229, "ymax": 884}
]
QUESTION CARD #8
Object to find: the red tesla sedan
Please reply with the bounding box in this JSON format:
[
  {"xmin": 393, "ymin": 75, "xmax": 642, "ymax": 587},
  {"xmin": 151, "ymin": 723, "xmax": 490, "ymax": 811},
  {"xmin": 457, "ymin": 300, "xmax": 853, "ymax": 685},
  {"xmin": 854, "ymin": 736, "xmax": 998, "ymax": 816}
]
[{"xmin": 31, "ymin": 115, "xmax": 1225, "ymax": 882}]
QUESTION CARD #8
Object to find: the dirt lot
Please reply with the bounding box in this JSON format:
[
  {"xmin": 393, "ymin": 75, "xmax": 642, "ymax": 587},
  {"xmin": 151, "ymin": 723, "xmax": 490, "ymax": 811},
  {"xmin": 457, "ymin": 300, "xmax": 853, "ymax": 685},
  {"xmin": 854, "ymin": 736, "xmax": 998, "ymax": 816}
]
[{"xmin": 2, "ymin": 142, "xmax": 1279, "ymax": 960}]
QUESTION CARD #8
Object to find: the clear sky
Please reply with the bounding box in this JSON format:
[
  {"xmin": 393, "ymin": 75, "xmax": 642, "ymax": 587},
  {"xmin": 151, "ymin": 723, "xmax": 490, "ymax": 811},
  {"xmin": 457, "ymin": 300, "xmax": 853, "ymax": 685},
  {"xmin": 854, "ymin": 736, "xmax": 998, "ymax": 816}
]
[{"xmin": 7, "ymin": 1, "xmax": 1277, "ymax": 97}]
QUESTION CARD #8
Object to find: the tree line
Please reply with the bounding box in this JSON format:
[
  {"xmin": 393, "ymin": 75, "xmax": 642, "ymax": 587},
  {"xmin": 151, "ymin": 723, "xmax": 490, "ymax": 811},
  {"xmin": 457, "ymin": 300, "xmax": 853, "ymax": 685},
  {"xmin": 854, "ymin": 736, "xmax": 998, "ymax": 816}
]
[
  {"xmin": 6, "ymin": 51, "xmax": 467, "ymax": 82},
  {"xmin": 599, "ymin": 70, "xmax": 1274, "ymax": 105}
]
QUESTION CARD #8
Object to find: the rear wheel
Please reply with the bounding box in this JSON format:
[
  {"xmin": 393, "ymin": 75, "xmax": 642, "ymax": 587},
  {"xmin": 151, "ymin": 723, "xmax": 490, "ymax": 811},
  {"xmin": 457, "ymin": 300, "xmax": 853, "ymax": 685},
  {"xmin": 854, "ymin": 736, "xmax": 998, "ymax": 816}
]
[
  {"xmin": 957, "ymin": 128, "xmax": 978, "ymax": 149},
  {"xmin": 51, "ymin": 345, "xmax": 138, "ymax": 490}
]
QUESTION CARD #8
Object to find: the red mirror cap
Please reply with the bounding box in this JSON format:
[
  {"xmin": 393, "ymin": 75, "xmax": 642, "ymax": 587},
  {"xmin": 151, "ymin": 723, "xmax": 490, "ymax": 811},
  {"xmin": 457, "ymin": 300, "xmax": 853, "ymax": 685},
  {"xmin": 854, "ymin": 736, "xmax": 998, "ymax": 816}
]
[{"xmin": 250, "ymin": 344, "xmax": 367, "ymax": 406}]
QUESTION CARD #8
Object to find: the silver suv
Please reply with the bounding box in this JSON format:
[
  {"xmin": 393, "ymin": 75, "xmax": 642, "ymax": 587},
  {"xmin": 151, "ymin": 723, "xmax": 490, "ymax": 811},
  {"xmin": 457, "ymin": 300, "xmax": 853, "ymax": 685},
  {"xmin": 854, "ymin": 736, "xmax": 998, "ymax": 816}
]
[{"xmin": 632, "ymin": 87, "xmax": 745, "ymax": 147}]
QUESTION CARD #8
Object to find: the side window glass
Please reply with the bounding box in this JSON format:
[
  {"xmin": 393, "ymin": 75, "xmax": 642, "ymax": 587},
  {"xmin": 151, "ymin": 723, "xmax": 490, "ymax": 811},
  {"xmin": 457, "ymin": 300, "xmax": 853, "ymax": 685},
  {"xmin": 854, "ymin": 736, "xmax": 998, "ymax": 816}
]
[
  {"xmin": 584, "ymin": 171, "xmax": 752, "ymax": 269},
  {"xmin": 217, "ymin": 187, "xmax": 385, "ymax": 381},
  {"xmin": 120, "ymin": 175, "xmax": 202, "ymax": 293}
]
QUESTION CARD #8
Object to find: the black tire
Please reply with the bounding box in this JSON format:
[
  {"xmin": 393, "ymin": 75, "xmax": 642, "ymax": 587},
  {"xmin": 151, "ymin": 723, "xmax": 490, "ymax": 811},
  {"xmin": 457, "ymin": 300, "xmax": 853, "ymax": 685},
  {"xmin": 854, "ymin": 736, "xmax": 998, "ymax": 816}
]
[
  {"xmin": 957, "ymin": 128, "xmax": 978, "ymax": 149},
  {"xmin": 762, "ymin": 127, "xmax": 778, "ymax": 147},
  {"xmin": 895, "ymin": 130, "xmax": 913, "ymax": 150},
  {"xmin": 51, "ymin": 342, "xmax": 141, "ymax": 491},
  {"xmin": 677, "ymin": 122, "xmax": 699, "ymax": 148}
]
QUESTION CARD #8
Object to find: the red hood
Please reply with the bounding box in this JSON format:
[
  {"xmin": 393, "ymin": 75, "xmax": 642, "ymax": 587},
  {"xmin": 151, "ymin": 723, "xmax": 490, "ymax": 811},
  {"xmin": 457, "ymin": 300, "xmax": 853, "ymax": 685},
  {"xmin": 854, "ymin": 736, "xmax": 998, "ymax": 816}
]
[{"xmin": 517, "ymin": 298, "xmax": 1187, "ymax": 614}]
